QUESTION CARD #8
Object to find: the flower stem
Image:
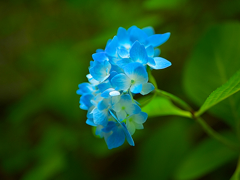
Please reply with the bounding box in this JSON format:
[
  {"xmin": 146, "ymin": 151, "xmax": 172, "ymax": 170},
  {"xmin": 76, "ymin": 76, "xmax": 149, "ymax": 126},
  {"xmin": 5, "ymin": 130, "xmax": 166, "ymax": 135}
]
[
  {"xmin": 196, "ymin": 117, "xmax": 240, "ymax": 151},
  {"xmin": 156, "ymin": 89, "xmax": 192, "ymax": 112},
  {"xmin": 147, "ymin": 67, "xmax": 240, "ymax": 151}
]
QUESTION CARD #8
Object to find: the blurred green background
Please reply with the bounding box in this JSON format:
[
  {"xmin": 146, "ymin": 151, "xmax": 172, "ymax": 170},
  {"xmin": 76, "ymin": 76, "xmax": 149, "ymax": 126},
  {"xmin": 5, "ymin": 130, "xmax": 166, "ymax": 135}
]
[{"xmin": 1, "ymin": 0, "xmax": 240, "ymax": 179}]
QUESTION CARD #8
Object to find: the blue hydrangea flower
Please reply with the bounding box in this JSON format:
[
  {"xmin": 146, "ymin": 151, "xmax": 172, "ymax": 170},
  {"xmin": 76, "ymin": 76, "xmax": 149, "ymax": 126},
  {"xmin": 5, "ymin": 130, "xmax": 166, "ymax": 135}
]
[{"xmin": 77, "ymin": 25, "xmax": 171, "ymax": 149}]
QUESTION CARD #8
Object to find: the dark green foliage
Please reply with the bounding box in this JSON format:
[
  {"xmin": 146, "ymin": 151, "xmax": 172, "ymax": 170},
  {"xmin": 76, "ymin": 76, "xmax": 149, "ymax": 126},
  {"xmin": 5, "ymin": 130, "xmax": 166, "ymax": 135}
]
[{"xmin": 1, "ymin": 0, "xmax": 240, "ymax": 179}]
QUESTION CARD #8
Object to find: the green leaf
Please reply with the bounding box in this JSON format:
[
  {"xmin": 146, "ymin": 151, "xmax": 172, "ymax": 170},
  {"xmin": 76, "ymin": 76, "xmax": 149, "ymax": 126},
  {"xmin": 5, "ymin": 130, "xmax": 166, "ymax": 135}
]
[
  {"xmin": 136, "ymin": 118, "xmax": 192, "ymax": 180},
  {"xmin": 143, "ymin": 0, "xmax": 188, "ymax": 10},
  {"xmin": 183, "ymin": 22, "xmax": 240, "ymax": 126},
  {"xmin": 141, "ymin": 96, "xmax": 192, "ymax": 118},
  {"xmin": 230, "ymin": 157, "xmax": 240, "ymax": 180},
  {"xmin": 196, "ymin": 69, "xmax": 240, "ymax": 117},
  {"xmin": 174, "ymin": 132, "xmax": 239, "ymax": 180}
]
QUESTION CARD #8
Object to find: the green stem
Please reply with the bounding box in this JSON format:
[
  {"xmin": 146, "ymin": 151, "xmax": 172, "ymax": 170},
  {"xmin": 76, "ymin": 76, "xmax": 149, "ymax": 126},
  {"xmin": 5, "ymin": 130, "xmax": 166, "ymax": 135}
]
[
  {"xmin": 196, "ymin": 117, "xmax": 240, "ymax": 151},
  {"xmin": 148, "ymin": 67, "xmax": 192, "ymax": 111},
  {"xmin": 147, "ymin": 67, "xmax": 240, "ymax": 151},
  {"xmin": 156, "ymin": 89, "xmax": 192, "ymax": 112}
]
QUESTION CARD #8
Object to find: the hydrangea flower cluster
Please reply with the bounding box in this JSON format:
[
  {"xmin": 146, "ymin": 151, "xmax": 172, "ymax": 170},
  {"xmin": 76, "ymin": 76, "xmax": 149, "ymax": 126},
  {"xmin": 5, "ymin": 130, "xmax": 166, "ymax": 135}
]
[{"xmin": 77, "ymin": 26, "xmax": 171, "ymax": 149}]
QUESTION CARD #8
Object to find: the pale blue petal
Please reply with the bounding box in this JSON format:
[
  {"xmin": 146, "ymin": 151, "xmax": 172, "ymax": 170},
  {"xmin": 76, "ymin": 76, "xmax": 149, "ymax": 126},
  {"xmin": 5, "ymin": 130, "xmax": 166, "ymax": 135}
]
[
  {"xmin": 93, "ymin": 108, "xmax": 108, "ymax": 126},
  {"xmin": 154, "ymin": 48, "xmax": 161, "ymax": 56},
  {"xmin": 142, "ymin": 26, "xmax": 155, "ymax": 36},
  {"xmin": 146, "ymin": 32, "xmax": 170, "ymax": 47},
  {"xmin": 140, "ymin": 83, "xmax": 155, "ymax": 95},
  {"xmin": 112, "ymin": 102, "xmax": 122, "ymax": 112},
  {"xmin": 89, "ymin": 61, "xmax": 111, "ymax": 82},
  {"xmin": 124, "ymin": 62, "xmax": 142, "ymax": 79},
  {"xmin": 92, "ymin": 52, "xmax": 109, "ymax": 62},
  {"xmin": 121, "ymin": 123, "xmax": 134, "ymax": 146},
  {"xmin": 96, "ymin": 49, "xmax": 104, "ymax": 53},
  {"xmin": 110, "ymin": 64, "xmax": 124, "ymax": 74},
  {"xmin": 146, "ymin": 45, "xmax": 154, "ymax": 57},
  {"xmin": 79, "ymin": 94, "xmax": 94, "ymax": 110},
  {"xmin": 105, "ymin": 36, "xmax": 119, "ymax": 57},
  {"xmin": 134, "ymin": 123, "xmax": 144, "ymax": 129},
  {"xmin": 147, "ymin": 57, "xmax": 156, "ymax": 67},
  {"xmin": 126, "ymin": 120, "xmax": 135, "ymax": 135},
  {"xmin": 117, "ymin": 27, "xmax": 131, "ymax": 48},
  {"xmin": 97, "ymin": 99, "xmax": 110, "ymax": 110},
  {"xmin": 111, "ymin": 73, "xmax": 131, "ymax": 91},
  {"xmin": 129, "ymin": 26, "xmax": 148, "ymax": 44},
  {"xmin": 111, "ymin": 96, "xmax": 120, "ymax": 105},
  {"xmin": 116, "ymin": 110, "xmax": 127, "ymax": 121},
  {"xmin": 95, "ymin": 125, "xmax": 104, "ymax": 138},
  {"xmin": 86, "ymin": 74, "xmax": 99, "ymax": 85},
  {"xmin": 132, "ymin": 112, "xmax": 148, "ymax": 124},
  {"xmin": 130, "ymin": 41, "xmax": 148, "ymax": 64},
  {"xmin": 130, "ymin": 83, "xmax": 142, "ymax": 93},
  {"xmin": 117, "ymin": 47, "xmax": 129, "ymax": 58},
  {"xmin": 125, "ymin": 104, "xmax": 141, "ymax": 115},
  {"xmin": 97, "ymin": 81, "xmax": 112, "ymax": 92},
  {"xmin": 101, "ymin": 88, "xmax": 114, "ymax": 98},
  {"xmin": 150, "ymin": 57, "xmax": 172, "ymax": 69},
  {"xmin": 132, "ymin": 66, "xmax": 148, "ymax": 84},
  {"xmin": 86, "ymin": 119, "xmax": 96, "ymax": 126},
  {"xmin": 76, "ymin": 83, "xmax": 94, "ymax": 95},
  {"xmin": 116, "ymin": 58, "xmax": 133, "ymax": 68},
  {"xmin": 109, "ymin": 91, "xmax": 120, "ymax": 96},
  {"xmin": 119, "ymin": 94, "xmax": 132, "ymax": 106}
]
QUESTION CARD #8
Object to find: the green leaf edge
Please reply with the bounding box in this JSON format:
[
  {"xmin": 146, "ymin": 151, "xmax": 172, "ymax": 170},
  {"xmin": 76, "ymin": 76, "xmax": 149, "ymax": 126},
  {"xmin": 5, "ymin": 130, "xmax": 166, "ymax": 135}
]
[{"xmin": 196, "ymin": 69, "xmax": 240, "ymax": 117}]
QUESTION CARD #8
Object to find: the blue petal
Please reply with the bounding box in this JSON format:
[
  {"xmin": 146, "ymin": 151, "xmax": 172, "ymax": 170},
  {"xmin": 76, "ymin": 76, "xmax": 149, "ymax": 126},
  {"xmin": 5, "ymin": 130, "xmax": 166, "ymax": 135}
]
[
  {"xmin": 93, "ymin": 108, "xmax": 108, "ymax": 126},
  {"xmin": 109, "ymin": 91, "xmax": 120, "ymax": 96},
  {"xmin": 146, "ymin": 32, "xmax": 170, "ymax": 47},
  {"xmin": 124, "ymin": 63, "xmax": 148, "ymax": 84},
  {"xmin": 97, "ymin": 99, "xmax": 110, "ymax": 110},
  {"xmin": 116, "ymin": 58, "xmax": 133, "ymax": 68},
  {"xmin": 89, "ymin": 61, "xmax": 111, "ymax": 82},
  {"xmin": 130, "ymin": 83, "xmax": 143, "ymax": 93},
  {"xmin": 154, "ymin": 48, "xmax": 161, "ymax": 57},
  {"xmin": 119, "ymin": 94, "xmax": 132, "ymax": 105},
  {"xmin": 146, "ymin": 45, "xmax": 154, "ymax": 57},
  {"xmin": 117, "ymin": 47, "xmax": 129, "ymax": 58},
  {"xmin": 116, "ymin": 110, "xmax": 127, "ymax": 121},
  {"xmin": 129, "ymin": 26, "xmax": 148, "ymax": 44},
  {"xmin": 76, "ymin": 83, "xmax": 94, "ymax": 95},
  {"xmin": 140, "ymin": 83, "xmax": 155, "ymax": 95},
  {"xmin": 130, "ymin": 41, "xmax": 148, "ymax": 64},
  {"xmin": 127, "ymin": 25, "xmax": 137, "ymax": 34},
  {"xmin": 111, "ymin": 73, "xmax": 131, "ymax": 91},
  {"xmin": 102, "ymin": 121, "xmax": 116, "ymax": 133},
  {"xmin": 105, "ymin": 36, "xmax": 119, "ymax": 57},
  {"xmin": 79, "ymin": 94, "xmax": 94, "ymax": 110},
  {"xmin": 97, "ymin": 81, "xmax": 112, "ymax": 92},
  {"xmin": 147, "ymin": 57, "xmax": 156, "ymax": 67},
  {"xmin": 142, "ymin": 26, "xmax": 155, "ymax": 36},
  {"xmin": 106, "ymin": 126, "xmax": 125, "ymax": 149},
  {"xmin": 92, "ymin": 52, "xmax": 109, "ymax": 62},
  {"xmin": 96, "ymin": 49, "xmax": 104, "ymax": 53},
  {"xmin": 117, "ymin": 27, "xmax": 131, "ymax": 48},
  {"xmin": 101, "ymin": 88, "xmax": 120, "ymax": 98},
  {"xmin": 86, "ymin": 119, "xmax": 96, "ymax": 126},
  {"xmin": 133, "ymin": 112, "xmax": 148, "ymax": 124},
  {"xmin": 121, "ymin": 123, "xmax": 135, "ymax": 146},
  {"xmin": 150, "ymin": 57, "xmax": 172, "ymax": 69},
  {"xmin": 125, "ymin": 104, "xmax": 141, "ymax": 115}
]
